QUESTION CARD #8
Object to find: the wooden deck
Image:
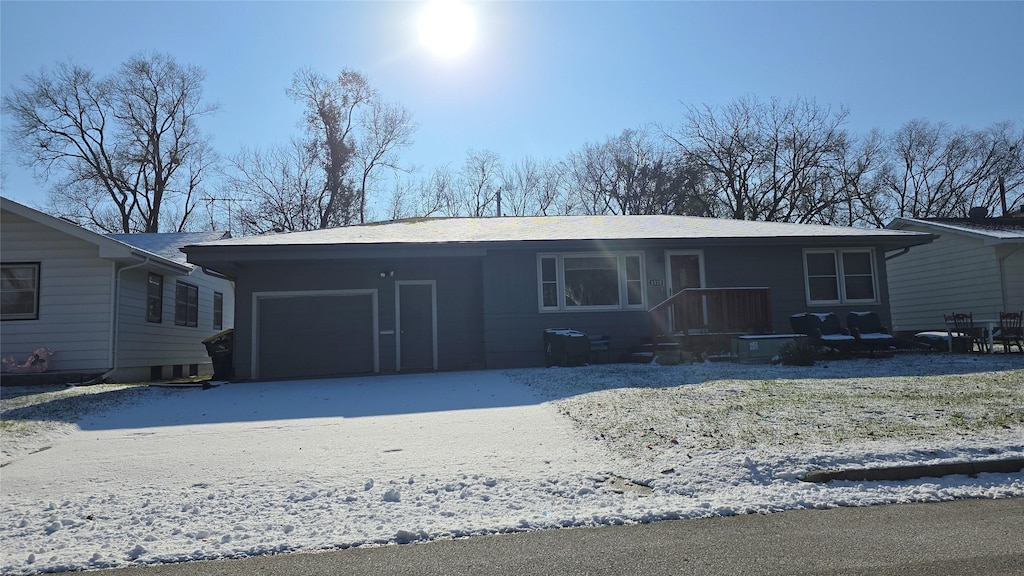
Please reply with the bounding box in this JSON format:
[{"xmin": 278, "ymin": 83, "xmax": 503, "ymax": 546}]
[{"xmin": 648, "ymin": 287, "xmax": 773, "ymax": 353}]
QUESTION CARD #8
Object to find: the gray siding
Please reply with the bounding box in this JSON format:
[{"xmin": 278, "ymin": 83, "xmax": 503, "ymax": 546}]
[
  {"xmin": 1, "ymin": 208, "xmax": 235, "ymax": 381},
  {"xmin": 113, "ymin": 267, "xmax": 235, "ymax": 381},
  {"xmin": 887, "ymin": 224, "xmax": 1007, "ymax": 333},
  {"xmin": 997, "ymin": 245, "xmax": 1024, "ymax": 314},
  {"xmin": 0, "ymin": 210, "xmax": 113, "ymax": 372},
  {"xmin": 482, "ymin": 249, "xmax": 650, "ymax": 367},
  {"xmin": 702, "ymin": 244, "xmax": 893, "ymax": 332},
  {"xmin": 232, "ymin": 258, "xmax": 484, "ymax": 380},
  {"xmin": 482, "ymin": 242, "xmax": 895, "ymax": 368}
]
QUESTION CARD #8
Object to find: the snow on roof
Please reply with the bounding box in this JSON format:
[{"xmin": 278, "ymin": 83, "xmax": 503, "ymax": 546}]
[
  {"xmin": 888, "ymin": 217, "xmax": 1024, "ymax": 242},
  {"xmin": 108, "ymin": 232, "xmax": 229, "ymax": 264},
  {"xmin": 186, "ymin": 215, "xmax": 929, "ymax": 248}
]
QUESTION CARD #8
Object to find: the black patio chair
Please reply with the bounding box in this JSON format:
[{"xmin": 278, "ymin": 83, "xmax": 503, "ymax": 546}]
[
  {"xmin": 846, "ymin": 311, "xmax": 897, "ymax": 355},
  {"xmin": 790, "ymin": 312, "xmax": 854, "ymax": 354}
]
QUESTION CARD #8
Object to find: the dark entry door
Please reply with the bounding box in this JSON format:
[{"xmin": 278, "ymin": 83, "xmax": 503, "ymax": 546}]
[
  {"xmin": 668, "ymin": 253, "xmax": 704, "ymax": 295},
  {"xmin": 398, "ymin": 282, "xmax": 436, "ymax": 371}
]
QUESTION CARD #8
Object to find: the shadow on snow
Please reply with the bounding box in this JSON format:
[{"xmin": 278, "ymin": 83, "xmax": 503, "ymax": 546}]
[{"xmin": 1, "ymin": 353, "xmax": 1019, "ymax": 431}]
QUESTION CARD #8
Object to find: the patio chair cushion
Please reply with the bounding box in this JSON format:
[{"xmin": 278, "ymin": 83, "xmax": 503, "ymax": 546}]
[
  {"xmin": 811, "ymin": 312, "xmax": 849, "ymax": 337},
  {"xmin": 790, "ymin": 312, "xmax": 854, "ymax": 345}
]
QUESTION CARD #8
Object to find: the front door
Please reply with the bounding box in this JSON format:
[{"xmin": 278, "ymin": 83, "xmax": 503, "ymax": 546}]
[
  {"xmin": 666, "ymin": 251, "xmax": 705, "ymax": 295},
  {"xmin": 397, "ymin": 281, "xmax": 437, "ymax": 371}
]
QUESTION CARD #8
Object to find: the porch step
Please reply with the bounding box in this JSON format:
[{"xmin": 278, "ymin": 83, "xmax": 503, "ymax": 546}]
[
  {"xmin": 628, "ymin": 352, "xmax": 655, "ymax": 363},
  {"xmin": 630, "ymin": 341, "xmax": 682, "ymax": 364}
]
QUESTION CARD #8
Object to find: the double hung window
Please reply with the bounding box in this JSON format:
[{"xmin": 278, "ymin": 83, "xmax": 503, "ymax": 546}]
[
  {"xmin": 175, "ymin": 281, "xmax": 199, "ymax": 327},
  {"xmin": 804, "ymin": 249, "xmax": 877, "ymax": 305},
  {"xmin": 538, "ymin": 253, "xmax": 645, "ymax": 311},
  {"xmin": 1, "ymin": 263, "xmax": 40, "ymax": 320}
]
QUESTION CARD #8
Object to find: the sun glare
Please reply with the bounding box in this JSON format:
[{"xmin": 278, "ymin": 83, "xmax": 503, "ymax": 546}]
[{"xmin": 418, "ymin": 1, "xmax": 476, "ymax": 58}]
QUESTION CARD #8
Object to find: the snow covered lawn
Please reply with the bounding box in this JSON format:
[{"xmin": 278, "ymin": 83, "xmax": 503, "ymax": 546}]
[{"xmin": 2, "ymin": 354, "xmax": 1022, "ymax": 574}]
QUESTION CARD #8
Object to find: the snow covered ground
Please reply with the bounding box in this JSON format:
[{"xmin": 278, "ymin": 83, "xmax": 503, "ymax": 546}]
[{"xmin": 1, "ymin": 354, "xmax": 1022, "ymax": 574}]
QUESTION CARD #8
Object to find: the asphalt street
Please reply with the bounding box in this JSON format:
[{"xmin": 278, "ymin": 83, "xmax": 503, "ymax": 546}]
[{"xmin": 96, "ymin": 497, "xmax": 1024, "ymax": 576}]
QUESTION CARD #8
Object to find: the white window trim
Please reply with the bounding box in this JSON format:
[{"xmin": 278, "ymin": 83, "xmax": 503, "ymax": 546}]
[
  {"xmin": 803, "ymin": 248, "xmax": 879, "ymax": 306},
  {"xmin": 537, "ymin": 252, "xmax": 646, "ymax": 312},
  {"xmin": 0, "ymin": 262, "xmax": 40, "ymax": 321}
]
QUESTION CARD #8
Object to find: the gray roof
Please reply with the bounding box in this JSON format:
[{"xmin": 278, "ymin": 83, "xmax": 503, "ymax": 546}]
[
  {"xmin": 185, "ymin": 216, "xmax": 928, "ymax": 248},
  {"xmin": 888, "ymin": 217, "xmax": 1024, "ymax": 242},
  {"xmin": 108, "ymin": 232, "xmax": 229, "ymax": 264}
]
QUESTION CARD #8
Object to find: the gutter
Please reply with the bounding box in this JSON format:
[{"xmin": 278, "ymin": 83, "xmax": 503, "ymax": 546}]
[
  {"xmin": 82, "ymin": 256, "xmax": 151, "ymax": 385},
  {"xmin": 884, "ymin": 247, "xmax": 911, "ymax": 261}
]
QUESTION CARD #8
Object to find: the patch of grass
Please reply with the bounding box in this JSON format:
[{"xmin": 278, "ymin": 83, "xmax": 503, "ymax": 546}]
[{"xmin": 523, "ymin": 363, "xmax": 1024, "ymax": 461}]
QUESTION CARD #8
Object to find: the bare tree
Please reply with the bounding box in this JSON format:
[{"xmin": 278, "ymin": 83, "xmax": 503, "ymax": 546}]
[
  {"xmin": 455, "ymin": 149, "xmax": 503, "ymax": 217},
  {"xmin": 286, "ymin": 68, "xmax": 370, "ymax": 228},
  {"xmin": 224, "ymin": 68, "xmax": 415, "ymax": 232},
  {"xmin": 352, "ymin": 98, "xmax": 416, "ymax": 224},
  {"xmin": 567, "ymin": 128, "xmax": 708, "ymax": 216},
  {"xmin": 666, "ymin": 96, "xmax": 851, "ymax": 223},
  {"xmin": 879, "ymin": 119, "xmax": 1024, "ymax": 219},
  {"xmin": 535, "ymin": 160, "xmax": 575, "ymax": 215},
  {"xmin": 4, "ymin": 53, "xmax": 218, "ymax": 232},
  {"xmin": 224, "ymin": 140, "xmax": 323, "ymax": 235}
]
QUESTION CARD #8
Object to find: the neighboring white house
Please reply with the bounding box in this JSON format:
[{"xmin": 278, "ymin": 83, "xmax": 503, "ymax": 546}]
[
  {"xmin": 885, "ymin": 215, "xmax": 1024, "ymax": 335},
  {"xmin": 1, "ymin": 196, "xmax": 234, "ymax": 382}
]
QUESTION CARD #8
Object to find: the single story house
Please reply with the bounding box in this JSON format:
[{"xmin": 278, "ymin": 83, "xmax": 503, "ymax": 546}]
[
  {"xmin": 885, "ymin": 215, "xmax": 1024, "ymax": 336},
  {"xmin": 182, "ymin": 215, "xmax": 934, "ymax": 381},
  {"xmin": 1, "ymin": 196, "xmax": 234, "ymax": 382}
]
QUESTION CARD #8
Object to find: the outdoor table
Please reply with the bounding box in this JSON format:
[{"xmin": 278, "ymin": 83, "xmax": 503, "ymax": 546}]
[{"xmin": 944, "ymin": 318, "xmax": 997, "ymax": 353}]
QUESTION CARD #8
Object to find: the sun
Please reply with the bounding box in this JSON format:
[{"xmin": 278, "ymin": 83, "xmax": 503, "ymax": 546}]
[{"xmin": 418, "ymin": 1, "xmax": 476, "ymax": 58}]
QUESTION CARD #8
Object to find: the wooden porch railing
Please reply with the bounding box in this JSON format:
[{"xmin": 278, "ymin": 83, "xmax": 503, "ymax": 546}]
[{"xmin": 649, "ymin": 287, "xmax": 773, "ymax": 348}]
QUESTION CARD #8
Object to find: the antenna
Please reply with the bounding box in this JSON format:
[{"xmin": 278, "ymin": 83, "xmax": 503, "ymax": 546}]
[{"xmin": 203, "ymin": 196, "xmax": 250, "ymax": 233}]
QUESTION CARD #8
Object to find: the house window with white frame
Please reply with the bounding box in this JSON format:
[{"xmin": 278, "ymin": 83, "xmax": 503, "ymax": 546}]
[
  {"xmin": 538, "ymin": 253, "xmax": 645, "ymax": 311},
  {"xmin": 803, "ymin": 249, "xmax": 877, "ymax": 305},
  {"xmin": 175, "ymin": 281, "xmax": 199, "ymax": 327},
  {"xmin": 1, "ymin": 263, "xmax": 40, "ymax": 320}
]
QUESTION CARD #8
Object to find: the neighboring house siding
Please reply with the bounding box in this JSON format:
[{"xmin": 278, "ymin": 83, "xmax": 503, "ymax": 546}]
[
  {"xmin": 114, "ymin": 267, "xmax": 234, "ymax": 380},
  {"xmin": 231, "ymin": 258, "xmax": 483, "ymax": 380},
  {"xmin": 887, "ymin": 225, "xmax": 1004, "ymax": 333},
  {"xmin": 0, "ymin": 210, "xmax": 113, "ymax": 372},
  {"xmin": 997, "ymin": 245, "xmax": 1024, "ymax": 313}
]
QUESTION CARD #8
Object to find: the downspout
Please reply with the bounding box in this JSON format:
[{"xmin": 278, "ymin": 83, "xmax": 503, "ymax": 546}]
[
  {"xmin": 998, "ymin": 245, "xmax": 1022, "ymax": 311},
  {"xmin": 82, "ymin": 256, "xmax": 150, "ymax": 385}
]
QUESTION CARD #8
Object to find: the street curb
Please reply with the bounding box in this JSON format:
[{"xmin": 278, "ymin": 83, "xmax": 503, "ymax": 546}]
[{"xmin": 800, "ymin": 458, "xmax": 1024, "ymax": 483}]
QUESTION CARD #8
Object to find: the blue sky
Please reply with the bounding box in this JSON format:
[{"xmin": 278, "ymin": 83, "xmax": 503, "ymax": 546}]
[{"xmin": 2, "ymin": 1, "xmax": 1023, "ymax": 213}]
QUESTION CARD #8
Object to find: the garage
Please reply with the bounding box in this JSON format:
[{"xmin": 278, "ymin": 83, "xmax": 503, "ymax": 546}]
[{"xmin": 254, "ymin": 290, "xmax": 377, "ymax": 380}]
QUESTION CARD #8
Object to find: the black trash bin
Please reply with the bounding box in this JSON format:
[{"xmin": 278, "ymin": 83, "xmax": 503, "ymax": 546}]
[
  {"xmin": 202, "ymin": 329, "xmax": 234, "ymax": 380},
  {"xmin": 543, "ymin": 328, "xmax": 591, "ymax": 367}
]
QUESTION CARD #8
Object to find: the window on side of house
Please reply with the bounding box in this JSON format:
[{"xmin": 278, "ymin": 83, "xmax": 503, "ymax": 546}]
[
  {"xmin": 1, "ymin": 263, "xmax": 40, "ymax": 320},
  {"xmin": 175, "ymin": 281, "xmax": 199, "ymax": 327},
  {"xmin": 803, "ymin": 249, "xmax": 877, "ymax": 305},
  {"xmin": 213, "ymin": 291, "xmax": 223, "ymax": 330},
  {"xmin": 147, "ymin": 273, "xmax": 163, "ymax": 323},
  {"xmin": 537, "ymin": 253, "xmax": 645, "ymax": 311}
]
